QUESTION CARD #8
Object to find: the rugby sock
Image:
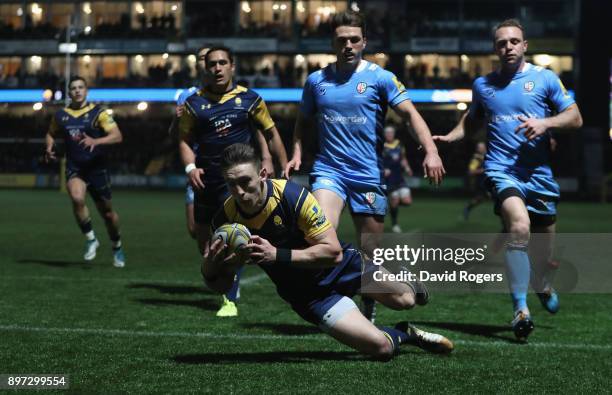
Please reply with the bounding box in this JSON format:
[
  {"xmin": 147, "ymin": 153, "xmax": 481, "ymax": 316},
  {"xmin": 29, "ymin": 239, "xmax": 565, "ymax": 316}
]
[
  {"xmin": 378, "ymin": 326, "xmax": 409, "ymax": 353},
  {"xmin": 78, "ymin": 219, "xmax": 96, "ymax": 240},
  {"xmin": 390, "ymin": 206, "xmax": 399, "ymax": 226},
  {"xmin": 110, "ymin": 234, "xmax": 121, "ymax": 250},
  {"xmin": 530, "ymin": 259, "xmax": 559, "ymax": 292},
  {"xmin": 505, "ymin": 243, "xmax": 530, "ymax": 312},
  {"xmin": 226, "ymin": 266, "xmax": 243, "ymax": 302}
]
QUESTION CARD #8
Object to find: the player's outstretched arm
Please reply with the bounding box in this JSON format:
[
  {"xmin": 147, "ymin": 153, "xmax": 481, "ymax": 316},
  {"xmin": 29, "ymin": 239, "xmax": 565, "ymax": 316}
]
[
  {"xmin": 433, "ymin": 112, "xmax": 467, "ymax": 143},
  {"xmin": 246, "ymin": 228, "xmax": 343, "ymax": 268},
  {"xmin": 393, "ymin": 100, "xmax": 446, "ymax": 185}
]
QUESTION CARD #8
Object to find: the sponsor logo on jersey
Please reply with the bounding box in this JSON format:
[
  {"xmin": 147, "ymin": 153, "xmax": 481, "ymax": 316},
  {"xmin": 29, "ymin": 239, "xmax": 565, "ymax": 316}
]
[
  {"xmin": 391, "ymin": 76, "xmax": 406, "ymax": 92},
  {"xmin": 321, "ymin": 114, "xmax": 367, "ymax": 124},
  {"xmin": 557, "ymin": 79, "xmax": 570, "ymax": 97},
  {"xmin": 214, "ymin": 118, "xmax": 232, "ymax": 136}
]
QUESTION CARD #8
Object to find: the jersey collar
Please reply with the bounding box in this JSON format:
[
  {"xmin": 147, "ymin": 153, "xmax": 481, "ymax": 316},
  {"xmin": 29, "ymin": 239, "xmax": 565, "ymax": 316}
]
[{"xmin": 330, "ymin": 59, "xmax": 368, "ymax": 77}]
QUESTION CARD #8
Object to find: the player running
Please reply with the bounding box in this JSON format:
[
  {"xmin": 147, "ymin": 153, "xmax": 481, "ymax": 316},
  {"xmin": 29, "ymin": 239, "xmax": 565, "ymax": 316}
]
[
  {"xmin": 383, "ymin": 125, "xmax": 414, "ymax": 233},
  {"xmin": 434, "ymin": 19, "xmax": 583, "ymax": 341},
  {"xmin": 44, "ymin": 76, "xmax": 126, "ymax": 267},
  {"xmin": 284, "ymin": 11, "xmax": 444, "ymax": 321}
]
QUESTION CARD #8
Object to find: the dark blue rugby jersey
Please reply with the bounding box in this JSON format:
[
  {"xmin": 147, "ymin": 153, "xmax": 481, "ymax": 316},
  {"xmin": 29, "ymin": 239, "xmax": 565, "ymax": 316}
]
[
  {"xmin": 48, "ymin": 103, "xmax": 116, "ymax": 165},
  {"xmin": 383, "ymin": 138, "xmax": 406, "ymax": 187},
  {"xmin": 179, "ymin": 85, "xmax": 275, "ymax": 185},
  {"xmin": 211, "ymin": 179, "xmax": 350, "ymax": 302}
]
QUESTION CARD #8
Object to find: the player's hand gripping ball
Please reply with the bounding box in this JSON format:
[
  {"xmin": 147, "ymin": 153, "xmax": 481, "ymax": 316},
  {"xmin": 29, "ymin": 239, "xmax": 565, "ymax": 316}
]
[{"xmin": 212, "ymin": 223, "xmax": 252, "ymax": 259}]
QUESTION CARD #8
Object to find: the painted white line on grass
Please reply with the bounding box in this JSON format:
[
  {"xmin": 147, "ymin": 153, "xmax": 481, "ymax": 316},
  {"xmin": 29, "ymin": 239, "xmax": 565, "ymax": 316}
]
[
  {"xmin": 453, "ymin": 339, "xmax": 612, "ymax": 351},
  {"xmin": 0, "ymin": 325, "xmax": 315, "ymax": 341},
  {"xmin": 238, "ymin": 273, "xmax": 268, "ymax": 285},
  {"xmin": 0, "ymin": 273, "xmax": 268, "ymax": 287},
  {"xmin": 0, "ymin": 324, "xmax": 610, "ymax": 351}
]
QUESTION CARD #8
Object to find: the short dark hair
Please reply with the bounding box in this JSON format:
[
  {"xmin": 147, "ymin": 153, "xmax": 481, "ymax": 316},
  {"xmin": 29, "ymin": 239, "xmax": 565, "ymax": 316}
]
[
  {"xmin": 493, "ymin": 19, "xmax": 524, "ymax": 40},
  {"xmin": 68, "ymin": 75, "xmax": 87, "ymax": 87},
  {"xmin": 221, "ymin": 143, "xmax": 260, "ymax": 172},
  {"xmin": 204, "ymin": 46, "xmax": 234, "ymax": 66},
  {"xmin": 330, "ymin": 11, "xmax": 366, "ymax": 36}
]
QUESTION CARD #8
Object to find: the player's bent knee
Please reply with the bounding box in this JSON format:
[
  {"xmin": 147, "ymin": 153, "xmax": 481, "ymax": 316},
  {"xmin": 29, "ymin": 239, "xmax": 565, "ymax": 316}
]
[
  {"xmin": 391, "ymin": 292, "xmax": 415, "ymax": 310},
  {"xmin": 368, "ymin": 334, "xmax": 395, "ymax": 361},
  {"xmin": 509, "ymin": 221, "xmax": 530, "ymax": 243}
]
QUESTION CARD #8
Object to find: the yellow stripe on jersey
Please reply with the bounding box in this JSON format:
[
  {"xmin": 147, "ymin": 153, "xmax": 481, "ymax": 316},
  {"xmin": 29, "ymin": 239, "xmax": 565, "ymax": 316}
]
[
  {"xmin": 178, "ymin": 102, "xmax": 196, "ymax": 141},
  {"xmin": 468, "ymin": 158, "xmax": 480, "ymax": 171},
  {"xmin": 202, "ymin": 85, "xmax": 248, "ymax": 105},
  {"xmin": 63, "ymin": 103, "xmax": 96, "ymax": 118},
  {"xmin": 248, "ymin": 97, "xmax": 275, "ymax": 131},
  {"xmin": 95, "ymin": 109, "xmax": 116, "ymax": 134},
  {"xmin": 384, "ymin": 139, "xmax": 400, "ymax": 149},
  {"xmin": 297, "ymin": 192, "xmax": 332, "ymax": 239}
]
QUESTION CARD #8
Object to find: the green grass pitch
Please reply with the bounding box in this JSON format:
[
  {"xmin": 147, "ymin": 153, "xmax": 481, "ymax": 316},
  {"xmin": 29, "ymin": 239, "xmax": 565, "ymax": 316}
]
[{"xmin": 1, "ymin": 189, "xmax": 611, "ymax": 393}]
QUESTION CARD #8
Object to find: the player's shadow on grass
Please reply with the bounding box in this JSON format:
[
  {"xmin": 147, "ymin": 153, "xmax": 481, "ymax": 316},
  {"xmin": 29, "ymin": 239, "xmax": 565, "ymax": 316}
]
[
  {"xmin": 16, "ymin": 258, "xmax": 91, "ymax": 268},
  {"xmin": 172, "ymin": 351, "xmax": 362, "ymax": 364},
  {"xmin": 134, "ymin": 298, "xmax": 219, "ymax": 312},
  {"xmin": 413, "ymin": 320, "xmax": 552, "ymax": 343},
  {"xmin": 127, "ymin": 282, "xmax": 215, "ymax": 295},
  {"xmin": 241, "ymin": 323, "xmax": 321, "ymax": 336}
]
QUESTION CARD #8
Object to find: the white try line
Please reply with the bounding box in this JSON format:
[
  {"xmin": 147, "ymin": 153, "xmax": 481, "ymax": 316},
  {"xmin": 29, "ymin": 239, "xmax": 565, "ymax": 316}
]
[
  {"xmin": 0, "ymin": 272, "xmax": 268, "ymax": 287},
  {"xmin": 0, "ymin": 324, "xmax": 610, "ymax": 351}
]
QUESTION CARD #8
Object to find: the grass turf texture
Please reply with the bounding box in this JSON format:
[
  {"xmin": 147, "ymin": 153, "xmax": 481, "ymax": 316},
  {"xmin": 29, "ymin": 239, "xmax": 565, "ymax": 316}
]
[{"xmin": 1, "ymin": 189, "xmax": 611, "ymax": 393}]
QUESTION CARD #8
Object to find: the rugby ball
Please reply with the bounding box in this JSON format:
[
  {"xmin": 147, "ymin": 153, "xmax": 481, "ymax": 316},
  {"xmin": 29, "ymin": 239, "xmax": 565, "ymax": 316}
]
[{"xmin": 212, "ymin": 223, "xmax": 251, "ymax": 254}]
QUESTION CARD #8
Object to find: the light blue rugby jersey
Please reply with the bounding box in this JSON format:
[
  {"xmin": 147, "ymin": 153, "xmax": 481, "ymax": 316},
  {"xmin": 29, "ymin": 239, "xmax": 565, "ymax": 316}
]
[
  {"xmin": 468, "ymin": 63, "xmax": 575, "ymax": 176},
  {"xmin": 300, "ymin": 61, "xmax": 411, "ymax": 183},
  {"xmin": 177, "ymin": 86, "xmax": 198, "ymax": 105}
]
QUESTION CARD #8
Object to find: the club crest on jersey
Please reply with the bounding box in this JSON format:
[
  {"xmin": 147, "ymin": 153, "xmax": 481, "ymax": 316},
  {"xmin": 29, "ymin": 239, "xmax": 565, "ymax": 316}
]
[
  {"xmin": 273, "ymin": 215, "xmax": 283, "ymax": 227},
  {"xmin": 365, "ymin": 192, "xmax": 376, "ymax": 205},
  {"xmin": 356, "ymin": 82, "xmax": 367, "ymax": 94},
  {"xmin": 235, "ymin": 97, "xmax": 242, "ymax": 107},
  {"xmin": 316, "ymin": 84, "xmax": 326, "ymax": 96},
  {"xmin": 524, "ymin": 81, "xmax": 535, "ymax": 92}
]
